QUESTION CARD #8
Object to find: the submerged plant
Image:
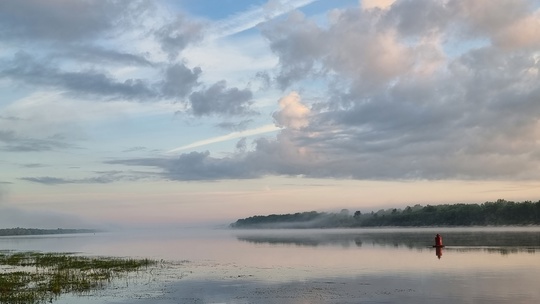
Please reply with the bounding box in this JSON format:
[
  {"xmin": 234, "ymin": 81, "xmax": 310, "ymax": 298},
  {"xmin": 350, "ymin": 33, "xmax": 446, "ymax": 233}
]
[{"xmin": 0, "ymin": 252, "xmax": 156, "ymax": 304}]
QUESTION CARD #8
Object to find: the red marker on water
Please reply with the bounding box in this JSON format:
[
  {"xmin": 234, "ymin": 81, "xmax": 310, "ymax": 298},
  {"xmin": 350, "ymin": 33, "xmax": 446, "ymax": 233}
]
[{"xmin": 435, "ymin": 234, "xmax": 443, "ymax": 247}]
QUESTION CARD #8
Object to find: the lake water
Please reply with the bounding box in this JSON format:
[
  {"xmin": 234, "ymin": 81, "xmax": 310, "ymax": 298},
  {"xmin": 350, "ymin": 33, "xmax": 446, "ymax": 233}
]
[{"xmin": 1, "ymin": 227, "xmax": 540, "ymax": 303}]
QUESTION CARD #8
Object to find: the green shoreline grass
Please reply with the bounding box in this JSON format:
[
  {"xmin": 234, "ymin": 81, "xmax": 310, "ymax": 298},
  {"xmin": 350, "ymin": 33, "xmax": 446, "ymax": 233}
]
[{"xmin": 0, "ymin": 251, "xmax": 155, "ymax": 304}]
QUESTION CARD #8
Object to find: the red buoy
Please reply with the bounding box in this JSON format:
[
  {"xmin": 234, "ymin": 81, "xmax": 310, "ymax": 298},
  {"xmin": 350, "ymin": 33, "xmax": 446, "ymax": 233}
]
[{"xmin": 434, "ymin": 234, "xmax": 443, "ymax": 247}]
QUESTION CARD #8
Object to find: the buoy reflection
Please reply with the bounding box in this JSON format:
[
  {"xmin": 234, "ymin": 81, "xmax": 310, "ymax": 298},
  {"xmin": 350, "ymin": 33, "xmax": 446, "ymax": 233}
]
[{"xmin": 436, "ymin": 246, "xmax": 443, "ymax": 259}]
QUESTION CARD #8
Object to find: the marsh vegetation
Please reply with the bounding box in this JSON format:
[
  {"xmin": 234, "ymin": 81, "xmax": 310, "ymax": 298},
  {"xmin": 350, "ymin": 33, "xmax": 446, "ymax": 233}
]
[{"xmin": 0, "ymin": 251, "xmax": 155, "ymax": 304}]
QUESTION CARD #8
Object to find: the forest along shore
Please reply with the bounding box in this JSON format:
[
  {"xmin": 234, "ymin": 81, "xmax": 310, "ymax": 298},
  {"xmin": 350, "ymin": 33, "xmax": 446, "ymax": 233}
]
[{"xmin": 231, "ymin": 199, "xmax": 540, "ymax": 229}]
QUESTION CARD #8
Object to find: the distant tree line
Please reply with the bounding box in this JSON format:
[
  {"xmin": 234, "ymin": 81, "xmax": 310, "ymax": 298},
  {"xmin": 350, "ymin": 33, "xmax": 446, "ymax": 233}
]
[
  {"xmin": 231, "ymin": 199, "xmax": 540, "ymax": 228},
  {"xmin": 0, "ymin": 228, "xmax": 98, "ymax": 236}
]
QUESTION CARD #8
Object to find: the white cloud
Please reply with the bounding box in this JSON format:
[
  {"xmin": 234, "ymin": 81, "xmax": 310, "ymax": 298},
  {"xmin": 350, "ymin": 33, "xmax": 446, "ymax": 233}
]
[
  {"xmin": 361, "ymin": 0, "xmax": 396, "ymax": 11},
  {"xmin": 4, "ymin": 0, "xmax": 540, "ymax": 185},
  {"xmin": 120, "ymin": 0, "xmax": 540, "ymax": 182},
  {"xmin": 273, "ymin": 92, "xmax": 310, "ymax": 130},
  {"xmin": 494, "ymin": 11, "xmax": 540, "ymax": 49}
]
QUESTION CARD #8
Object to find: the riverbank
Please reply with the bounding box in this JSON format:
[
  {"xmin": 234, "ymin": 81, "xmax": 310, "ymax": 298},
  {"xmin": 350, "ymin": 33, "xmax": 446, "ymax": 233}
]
[{"xmin": 0, "ymin": 228, "xmax": 99, "ymax": 237}]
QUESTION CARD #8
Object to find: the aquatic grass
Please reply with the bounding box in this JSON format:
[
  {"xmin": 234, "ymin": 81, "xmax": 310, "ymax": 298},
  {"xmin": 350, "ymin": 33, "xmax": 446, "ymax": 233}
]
[{"xmin": 0, "ymin": 252, "xmax": 156, "ymax": 304}]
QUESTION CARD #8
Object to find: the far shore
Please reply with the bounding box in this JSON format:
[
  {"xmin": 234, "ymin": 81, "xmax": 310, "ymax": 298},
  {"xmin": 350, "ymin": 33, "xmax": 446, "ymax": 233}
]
[{"xmin": 0, "ymin": 228, "xmax": 100, "ymax": 237}]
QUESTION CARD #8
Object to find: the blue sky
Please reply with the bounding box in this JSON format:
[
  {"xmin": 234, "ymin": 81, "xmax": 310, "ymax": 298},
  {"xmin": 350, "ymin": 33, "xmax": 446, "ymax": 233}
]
[{"xmin": 1, "ymin": 0, "xmax": 540, "ymax": 228}]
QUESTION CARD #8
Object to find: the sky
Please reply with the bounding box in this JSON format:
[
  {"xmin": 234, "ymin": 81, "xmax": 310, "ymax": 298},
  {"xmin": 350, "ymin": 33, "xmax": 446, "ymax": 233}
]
[{"xmin": 1, "ymin": 0, "xmax": 540, "ymax": 228}]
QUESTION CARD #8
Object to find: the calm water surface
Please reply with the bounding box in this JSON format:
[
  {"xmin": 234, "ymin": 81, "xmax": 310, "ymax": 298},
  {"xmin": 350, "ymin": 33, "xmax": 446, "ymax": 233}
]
[{"xmin": 1, "ymin": 227, "xmax": 540, "ymax": 303}]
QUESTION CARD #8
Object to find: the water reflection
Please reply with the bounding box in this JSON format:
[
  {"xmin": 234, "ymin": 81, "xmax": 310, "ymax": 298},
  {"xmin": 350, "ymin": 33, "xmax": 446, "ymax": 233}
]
[
  {"xmin": 236, "ymin": 228, "xmax": 540, "ymax": 256},
  {"xmin": 435, "ymin": 246, "xmax": 443, "ymax": 259},
  {"xmin": 2, "ymin": 228, "xmax": 540, "ymax": 303}
]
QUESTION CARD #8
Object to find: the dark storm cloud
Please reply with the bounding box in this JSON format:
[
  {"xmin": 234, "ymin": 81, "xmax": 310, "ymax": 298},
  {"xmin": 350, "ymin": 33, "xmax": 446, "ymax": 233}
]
[{"xmin": 189, "ymin": 81, "xmax": 254, "ymax": 116}]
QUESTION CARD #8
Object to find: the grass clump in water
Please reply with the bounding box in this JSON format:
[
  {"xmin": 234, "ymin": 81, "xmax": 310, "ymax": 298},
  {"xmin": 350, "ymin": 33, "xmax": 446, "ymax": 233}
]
[{"xmin": 0, "ymin": 251, "xmax": 156, "ymax": 304}]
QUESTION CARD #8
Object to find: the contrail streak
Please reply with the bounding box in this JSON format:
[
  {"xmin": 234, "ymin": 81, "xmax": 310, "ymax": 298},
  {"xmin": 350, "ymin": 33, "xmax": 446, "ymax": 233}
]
[{"xmin": 166, "ymin": 124, "xmax": 280, "ymax": 154}]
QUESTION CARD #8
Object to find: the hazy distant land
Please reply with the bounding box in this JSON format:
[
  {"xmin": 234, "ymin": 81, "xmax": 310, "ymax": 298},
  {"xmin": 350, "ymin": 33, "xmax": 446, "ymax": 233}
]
[
  {"xmin": 0, "ymin": 228, "xmax": 99, "ymax": 236},
  {"xmin": 231, "ymin": 199, "xmax": 540, "ymax": 229}
]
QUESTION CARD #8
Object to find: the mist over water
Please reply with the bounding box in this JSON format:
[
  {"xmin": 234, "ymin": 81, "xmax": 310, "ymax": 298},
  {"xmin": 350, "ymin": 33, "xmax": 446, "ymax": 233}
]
[{"xmin": 236, "ymin": 227, "xmax": 540, "ymax": 249}]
